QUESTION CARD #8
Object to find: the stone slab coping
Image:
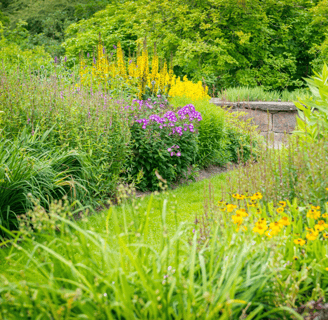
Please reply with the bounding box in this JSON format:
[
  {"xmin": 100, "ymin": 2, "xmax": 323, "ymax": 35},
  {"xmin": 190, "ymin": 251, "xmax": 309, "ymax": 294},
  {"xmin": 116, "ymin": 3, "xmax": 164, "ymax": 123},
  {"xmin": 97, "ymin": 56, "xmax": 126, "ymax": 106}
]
[{"xmin": 210, "ymin": 98, "xmax": 298, "ymax": 112}]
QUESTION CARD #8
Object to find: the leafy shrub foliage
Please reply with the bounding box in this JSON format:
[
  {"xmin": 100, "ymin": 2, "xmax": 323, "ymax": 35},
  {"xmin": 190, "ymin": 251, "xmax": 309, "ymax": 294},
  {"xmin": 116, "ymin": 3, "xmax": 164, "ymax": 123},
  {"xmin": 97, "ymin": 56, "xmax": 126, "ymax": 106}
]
[
  {"xmin": 171, "ymin": 97, "xmax": 261, "ymax": 167},
  {"xmin": 294, "ymin": 63, "xmax": 328, "ymax": 140},
  {"xmin": 63, "ymin": 0, "xmax": 328, "ymax": 91},
  {"xmin": 125, "ymin": 98, "xmax": 200, "ymax": 190}
]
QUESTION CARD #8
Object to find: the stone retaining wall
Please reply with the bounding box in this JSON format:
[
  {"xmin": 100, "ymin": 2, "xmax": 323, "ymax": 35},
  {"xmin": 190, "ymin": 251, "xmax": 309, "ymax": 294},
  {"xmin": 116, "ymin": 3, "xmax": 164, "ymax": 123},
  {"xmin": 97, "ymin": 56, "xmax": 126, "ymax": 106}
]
[{"xmin": 210, "ymin": 99, "xmax": 299, "ymax": 143}]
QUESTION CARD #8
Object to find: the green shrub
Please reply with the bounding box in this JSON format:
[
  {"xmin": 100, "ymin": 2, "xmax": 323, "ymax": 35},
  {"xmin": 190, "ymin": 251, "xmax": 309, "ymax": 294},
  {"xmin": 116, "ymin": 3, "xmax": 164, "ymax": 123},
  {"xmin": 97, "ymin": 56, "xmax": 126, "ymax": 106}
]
[
  {"xmin": 171, "ymin": 97, "xmax": 230, "ymax": 167},
  {"xmin": 171, "ymin": 97, "xmax": 262, "ymax": 167},
  {"xmin": 125, "ymin": 98, "xmax": 200, "ymax": 190}
]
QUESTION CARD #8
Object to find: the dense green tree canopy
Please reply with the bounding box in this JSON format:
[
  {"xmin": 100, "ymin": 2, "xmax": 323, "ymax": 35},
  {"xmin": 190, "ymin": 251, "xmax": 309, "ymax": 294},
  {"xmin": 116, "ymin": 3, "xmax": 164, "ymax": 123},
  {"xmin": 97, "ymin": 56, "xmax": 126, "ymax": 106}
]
[
  {"xmin": 1, "ymin": 0, "xmax": 119, "ymax": 56},
  {"xmin": 63, "ymin": 0, "xmax": 328, "ymax": 90}
]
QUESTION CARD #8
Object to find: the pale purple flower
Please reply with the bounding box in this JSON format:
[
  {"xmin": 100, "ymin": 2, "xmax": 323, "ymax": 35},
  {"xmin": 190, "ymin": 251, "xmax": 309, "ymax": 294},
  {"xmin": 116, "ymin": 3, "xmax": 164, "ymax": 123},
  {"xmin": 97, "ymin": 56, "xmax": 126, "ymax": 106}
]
[
  {"xmin": 54, "ymin": 56, "xmax": 58, "ymax": 64},
  {"xmin": 167, "ymin": 148, "xmax": 172, "ymax": 152},
  {"xmin": 176, "ymin": 151, "xmax": 181, "ymax": 157},
  {"xmin": 27, "ymin": 118, "xmax": 30, "ymax": 124},
  {"xmin": 170, "ymin": 152, "xmax": 175, "ymax": 156},
  {"xmin": 192, "ymin": 229, "xmax": 195, "ymax": 233},
  {"xmin": 129, "ymin": 60, "xmax": 132, "ymax": 64},
  {"xmin": 87, "ymin": 52, "xmax": 90, "ymax": 58},
  {"xmin": 64, "ymin": 56, "xmax": 67, "ymax": 62},
  {"xmin": 113, "ymin": 45, "xmax": 117, "ymax": 49}
]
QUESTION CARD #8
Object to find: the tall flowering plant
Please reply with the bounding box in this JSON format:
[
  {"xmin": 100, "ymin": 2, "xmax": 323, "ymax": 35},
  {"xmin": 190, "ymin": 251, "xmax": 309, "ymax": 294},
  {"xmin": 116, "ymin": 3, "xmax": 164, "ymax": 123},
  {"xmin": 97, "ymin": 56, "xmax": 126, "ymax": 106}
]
[{"xmin": 124, "ymin": 97, "xmax": 202, "ymax": 190}]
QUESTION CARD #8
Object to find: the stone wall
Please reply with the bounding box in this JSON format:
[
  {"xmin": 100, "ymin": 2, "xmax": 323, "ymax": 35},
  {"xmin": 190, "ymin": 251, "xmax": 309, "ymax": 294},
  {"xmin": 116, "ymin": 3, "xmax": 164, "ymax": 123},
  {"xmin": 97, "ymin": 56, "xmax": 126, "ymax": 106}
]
[{"xmin": 210, "ymin": 99, "xmax": 298, "ymax": 143}]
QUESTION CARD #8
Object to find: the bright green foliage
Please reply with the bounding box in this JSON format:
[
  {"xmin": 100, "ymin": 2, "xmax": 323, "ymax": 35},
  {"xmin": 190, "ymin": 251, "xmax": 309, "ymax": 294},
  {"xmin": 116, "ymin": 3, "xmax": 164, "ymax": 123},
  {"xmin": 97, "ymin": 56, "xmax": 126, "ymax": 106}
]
[
  {"xmin": 294, "ymin": 63, "xmax": 328, "ymax": 140},
  {"xmin": 0, "ymin": 196, "xmax": 305, "ymax": 319},
  {"xmin": 63, "ymin": 0, "xmax": 327, "ymax": 91},
  {"xmin": 0, "ymin": 43, "xmax": 52, "ymax": 70},
  {"xmin": 171, "ymin": 97, "xmax": 230, "ymax": 167},
  {"xmin": 308, "ymin": 0, "xmax": 328, "ymax": 71},
  {"xmin": 218, "ymin": 86, "xmax": 311, "ymax": 102},
  {"xmin": 0, "ymin": 129, "xmax": 91, "ymax": 233},
  {"xmin": 228, "ymin": 136, "xmax": 328, "ymax": 207}
]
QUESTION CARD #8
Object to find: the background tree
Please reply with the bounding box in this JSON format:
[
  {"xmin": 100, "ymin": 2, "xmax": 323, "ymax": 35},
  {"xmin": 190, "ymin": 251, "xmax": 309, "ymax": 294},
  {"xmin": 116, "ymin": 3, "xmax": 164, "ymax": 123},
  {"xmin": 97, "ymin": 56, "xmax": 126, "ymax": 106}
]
[{"xmin": 63, "ymin": 0, "xmax": 327, "ymax": 91}]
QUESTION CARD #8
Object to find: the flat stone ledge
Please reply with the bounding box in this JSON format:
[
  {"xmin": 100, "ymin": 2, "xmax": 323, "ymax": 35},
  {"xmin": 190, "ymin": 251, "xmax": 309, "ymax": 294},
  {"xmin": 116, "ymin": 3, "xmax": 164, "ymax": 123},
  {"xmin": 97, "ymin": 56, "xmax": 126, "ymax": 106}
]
[{"xmin": 210, "ymin": 99, "xmax": 297, "ymax": 112}]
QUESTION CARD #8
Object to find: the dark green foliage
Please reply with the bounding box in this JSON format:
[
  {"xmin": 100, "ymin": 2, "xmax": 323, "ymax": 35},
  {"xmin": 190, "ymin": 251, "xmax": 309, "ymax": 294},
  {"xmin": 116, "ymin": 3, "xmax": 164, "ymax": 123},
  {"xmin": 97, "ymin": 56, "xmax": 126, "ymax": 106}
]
[
  {"xmin": 2, "ymin": 0, "xmax": 118, "ymax": 56},
  {"xmin": 63, "ymin": 0, "xmax": 328, "ymax": 92}
]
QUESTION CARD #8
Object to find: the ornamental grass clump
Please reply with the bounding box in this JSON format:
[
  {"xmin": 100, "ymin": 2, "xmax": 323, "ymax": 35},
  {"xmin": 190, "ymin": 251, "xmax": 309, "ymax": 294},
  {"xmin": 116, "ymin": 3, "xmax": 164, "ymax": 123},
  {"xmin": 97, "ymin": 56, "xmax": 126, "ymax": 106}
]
[
  {"xmin": 0, "ymin": 193, "xmax": 304, "ymax": 319},
  {"xmin": 124, "ymin": 97, "xmax": 201, "ymax": 190},
  {"xmin": 223, "ymin": 135, "xmax": 328, "ymax": 206}
]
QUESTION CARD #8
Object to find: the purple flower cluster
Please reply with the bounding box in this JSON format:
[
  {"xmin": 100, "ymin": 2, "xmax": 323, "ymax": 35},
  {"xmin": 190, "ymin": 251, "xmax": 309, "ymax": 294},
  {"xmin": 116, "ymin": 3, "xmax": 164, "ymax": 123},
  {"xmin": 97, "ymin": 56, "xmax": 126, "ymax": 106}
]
[
  {"xmin": 131, "ymin": 101, "xmax": 202, "ymax": 136},
  {"xmin": 167, "ymin": 145, "xmax": 181, "ymax": 157},
  {"xmin": 177, "ymin": 104, "xmax": 202, "ymax": 122}
]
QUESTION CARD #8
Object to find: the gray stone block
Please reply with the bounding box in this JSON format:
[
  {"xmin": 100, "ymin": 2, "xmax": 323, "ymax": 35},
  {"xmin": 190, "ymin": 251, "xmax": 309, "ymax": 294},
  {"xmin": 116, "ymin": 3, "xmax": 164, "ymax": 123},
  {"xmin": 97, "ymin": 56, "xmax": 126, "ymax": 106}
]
[{"xmin": 272, "ymin": 112, "xmax": 297, "ymax": 133}]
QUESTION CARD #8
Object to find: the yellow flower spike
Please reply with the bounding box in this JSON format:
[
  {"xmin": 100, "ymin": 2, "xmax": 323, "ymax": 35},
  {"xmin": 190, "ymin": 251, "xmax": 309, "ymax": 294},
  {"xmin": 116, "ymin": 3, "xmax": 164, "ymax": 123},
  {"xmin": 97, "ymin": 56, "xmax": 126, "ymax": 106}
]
[
  {"xmin": 278, "ymin": 201, "xmax": 287, "ymax": 207},
  {"xmin": 276, "ymin": 207, "xmax": 284, "ymax": 214},
  {"xmin": 294, "ymin": 238, "xmax": 306, "ymax": 246}
]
